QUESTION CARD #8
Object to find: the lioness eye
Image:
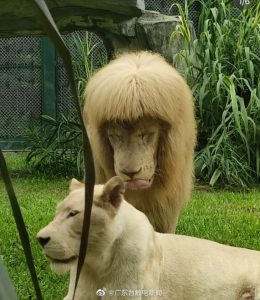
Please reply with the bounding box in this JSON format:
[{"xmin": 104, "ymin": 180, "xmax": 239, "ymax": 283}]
[{"xmin": 67, "ymin": 210, "xmax": 79, "ymax": 218}]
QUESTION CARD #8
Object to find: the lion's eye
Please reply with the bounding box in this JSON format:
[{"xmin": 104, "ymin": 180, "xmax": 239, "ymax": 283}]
[
  {"xmin": 141, "ymin": 132, "xmax": 154, "ymax": 142},
  {"xmin": 108, "ymin": 134, "xmax": 122, "ymax": 142},
  {"xmin": 67, "ymin": 210, "xmax": 79, "ymax": 218}
]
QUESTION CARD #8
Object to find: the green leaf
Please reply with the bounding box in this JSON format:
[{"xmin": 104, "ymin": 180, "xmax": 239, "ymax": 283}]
[{"xmin": 209, "ymin": 168, "xmax": 221, "ymax": 186}]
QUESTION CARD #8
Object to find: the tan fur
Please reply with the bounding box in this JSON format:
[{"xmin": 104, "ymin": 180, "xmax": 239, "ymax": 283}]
[
  {"xmin": 83, "ymin": 51, "xmax": 196, "ymax": 233},
  {"xmin": 38, "ymin": 178, "xmax": 260, "ymax": 300}
]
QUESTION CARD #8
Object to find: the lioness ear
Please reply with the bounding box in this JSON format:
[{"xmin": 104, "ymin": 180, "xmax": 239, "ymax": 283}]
[
  {"xmin": 101, "ymin": 176, "xmax": 125, "ymax": 209},
  {"xmin": 69, "ymin": 178, "xmax": 84, "ymax": 191}
]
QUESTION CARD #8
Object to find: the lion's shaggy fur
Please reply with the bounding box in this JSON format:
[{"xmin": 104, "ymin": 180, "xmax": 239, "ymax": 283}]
[{"xmin": 83, "ymin": 51, "xmax": 196, "ymax": 232}]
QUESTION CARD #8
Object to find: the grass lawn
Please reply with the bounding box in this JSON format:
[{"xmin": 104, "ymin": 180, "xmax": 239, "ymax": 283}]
[{"xmin": 0, "ymin": 153, "xmax": 260, "ymax": 299}]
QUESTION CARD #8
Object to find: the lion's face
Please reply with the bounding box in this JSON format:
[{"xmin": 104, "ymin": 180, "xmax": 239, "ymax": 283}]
[
  {"xmin": 106, "ymin": 119, "xmax": 161, "ymax": 190},
  {"xmin": 37, "ymin": 177, "xmax": 125, "ymax": 274}
]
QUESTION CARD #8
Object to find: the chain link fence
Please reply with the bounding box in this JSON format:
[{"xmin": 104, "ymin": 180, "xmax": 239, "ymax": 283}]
[
  {"xmin": 0, "ymin": 0, "xmax": 201, "ymax": 149},
  {"xmin": 0, "ymin": 37, "xmax": 42, "ymax": 139},
  {"xmin": 56, "ymin": 33, "xmax": 106, "ymax": 117}
]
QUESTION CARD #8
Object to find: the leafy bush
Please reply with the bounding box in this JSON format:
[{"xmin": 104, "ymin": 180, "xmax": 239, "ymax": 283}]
[
  {"xmin": 26, "ymin": 114, "xmax": 83, "ymax": 177},
  {"xmin": 26, "ymin": 32, "xmax": 107, "ymax": 176},
  {"xmin": 173, "ymin": 0, "xmax": 260, "ymax": 187}
]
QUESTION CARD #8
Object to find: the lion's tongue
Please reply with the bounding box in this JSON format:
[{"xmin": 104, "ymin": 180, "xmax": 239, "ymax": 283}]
[{"xmin": 125, "ymin": 179, "xmax": 151, "ymax": 190}]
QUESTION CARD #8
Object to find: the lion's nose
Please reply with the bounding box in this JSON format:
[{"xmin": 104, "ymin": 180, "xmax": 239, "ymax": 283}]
[
  {"xmin": 121, "ymin": 168, "xmax": 141, "ymax": 179},
  {"xmin": 37, "ymin": 236, "xmax": 51, "ymax": 248}
]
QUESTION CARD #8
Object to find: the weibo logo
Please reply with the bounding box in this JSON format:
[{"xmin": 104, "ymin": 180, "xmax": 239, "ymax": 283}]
[{"xmin": 96, "ymin": 288, "xmax": 106, "ymax": 296}]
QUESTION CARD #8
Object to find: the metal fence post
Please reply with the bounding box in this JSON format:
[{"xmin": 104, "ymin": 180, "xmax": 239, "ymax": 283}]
[{"xmin": 41, "ymin": 37, "xmax": 57, "ymax": 118}]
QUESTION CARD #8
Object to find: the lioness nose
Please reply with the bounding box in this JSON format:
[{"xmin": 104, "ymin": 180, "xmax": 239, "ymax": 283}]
[
  {"xmin": 121, "ymin": 168, "xmax": 141, "ymax": 178},
  {"xmin": 37, "ymin": 236, "xmax": 50, "ymax": 248}
]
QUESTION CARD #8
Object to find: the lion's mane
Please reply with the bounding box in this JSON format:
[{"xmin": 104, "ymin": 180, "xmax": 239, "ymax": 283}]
[{"xmin": 83, "ymin": 51, "xmax": 196, "ymax": 232}]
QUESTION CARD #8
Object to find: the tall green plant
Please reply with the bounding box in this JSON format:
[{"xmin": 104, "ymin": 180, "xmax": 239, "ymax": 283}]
[
  {"xmin": 26, "ymin": 33, "xmax": 107, "ymax": 176},
  {"xmin": 73, "ymin": 32, "xmax": 107, "ymax": 105},
  {"xmin": 26, "ymin": 114, "xmax": 83, "ymax": 176},
  {"xmin": 172, "ymin": 0, "xmax": 260, "ymax": 187}
]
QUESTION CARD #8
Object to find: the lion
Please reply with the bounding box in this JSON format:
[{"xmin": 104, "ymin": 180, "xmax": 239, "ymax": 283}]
[
  {"xmin": 37, "ymin": 177, "xmax": 260, "ymax": 300},
  {"xmin": 83, "ymin": 51, "xmax": 196, "ymax": 233}
]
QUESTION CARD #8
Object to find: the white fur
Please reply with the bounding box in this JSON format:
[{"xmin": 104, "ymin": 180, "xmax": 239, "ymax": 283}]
[{"xmin": 38, "ymin": 178, "xmax": 260, "ymax": 300}]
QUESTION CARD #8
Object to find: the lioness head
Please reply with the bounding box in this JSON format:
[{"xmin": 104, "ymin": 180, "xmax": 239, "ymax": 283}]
[
  {"xmin": 37, "ymin": 177, "xmax": 125, "ymax": 274},
  {"xmin": 106, "ymin": 118, "xmax": 161, "ymax": 190}
]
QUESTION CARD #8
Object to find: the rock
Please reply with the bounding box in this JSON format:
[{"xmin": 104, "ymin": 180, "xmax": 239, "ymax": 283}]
[{"xmin": 0, "ymin": 0, "xmax": 196, "ymax": 63}]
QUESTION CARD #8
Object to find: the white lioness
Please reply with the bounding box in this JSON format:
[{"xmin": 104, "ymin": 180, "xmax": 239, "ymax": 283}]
[{"xmin": 37, "ymin": 177, "xmax": 260, "ymax": 300}]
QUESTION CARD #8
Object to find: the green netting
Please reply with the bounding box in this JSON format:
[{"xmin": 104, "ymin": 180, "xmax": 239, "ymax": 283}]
[
  {"xmin": 0, "ymin": 36, "xmax": 42, "ymax": 139},
  {"xmin": 0, "ymin": 0, "xmax": 228, "ymax": 149}
]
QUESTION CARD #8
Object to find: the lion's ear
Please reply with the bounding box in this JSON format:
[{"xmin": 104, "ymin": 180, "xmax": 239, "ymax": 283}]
[
  {"xmin": 101, "ymin": 176, "xmax": 125, "ymax": 209},
  {"xmin": 69, "ymin": 178, "xmax": 84, "ymax": 191}
]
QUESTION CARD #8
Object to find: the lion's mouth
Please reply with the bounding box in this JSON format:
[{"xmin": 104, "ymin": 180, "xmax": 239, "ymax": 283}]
[
  {"xmin": 125, "ymin": 177, "xmax": 154, "ymax": 190},
  {"xmin": 46, "ymin": 255, "xmax": 77, "ymax": 264}
]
